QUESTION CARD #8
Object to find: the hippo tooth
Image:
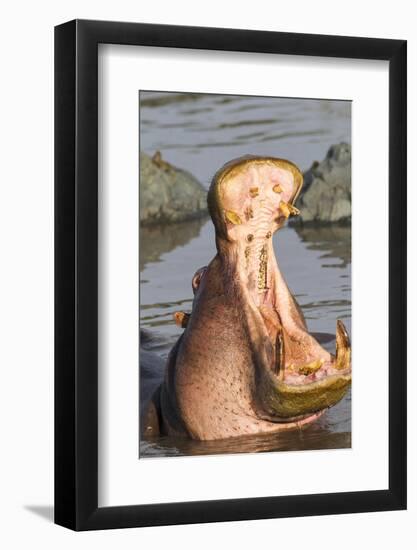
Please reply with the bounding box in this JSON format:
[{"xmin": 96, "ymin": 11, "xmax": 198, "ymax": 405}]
[
  {"xmin": 278, "ymin": 201, "xmax": 291, "ymax": 218},
  {"xmin": 335, "ymin": 319, "xmax": 351, "ymax": 370},
  {"xmin": 288, "ymin": 204, "xmax": 300, "ymax": 216},
  {"xmin": 275, "ymin": 328, "xmax": 285, "ymax": 380},
  {"xmin": 278, "ymin": 201, "xmax": 300, "ymax": 218},
  {"xmin": 224, "ymin": 210, "xmax": 242, "ymax": 225},
  {"xmin": 279, "ymin": 201, "xmax": 291, "ymax": 218},
  {"xmin": 291, "ymin": 358, "xmax": 324, "ymax": 376}
]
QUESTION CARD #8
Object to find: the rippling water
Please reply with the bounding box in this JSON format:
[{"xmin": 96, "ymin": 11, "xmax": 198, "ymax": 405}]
[{"xmin": 139, "ymin": 92, "xmax": 351, "ymax": 457}]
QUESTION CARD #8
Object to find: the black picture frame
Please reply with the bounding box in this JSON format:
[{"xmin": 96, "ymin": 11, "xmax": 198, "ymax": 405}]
[{"xmin": 55, "ymin": 19, "xmax": 407, "ymax": 531}]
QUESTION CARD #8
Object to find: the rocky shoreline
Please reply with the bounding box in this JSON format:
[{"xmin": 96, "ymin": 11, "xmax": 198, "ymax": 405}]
[
  {"xmin": 294, "ymin": 143, "xmax": 351, "ymax": 225},
  {"xmin": 140, "ymin": 151, "xmax": 208, "ymax": 225},
  {"xmin": 139, "ymin": 143, "xmax": 351, "ymax": 226}
]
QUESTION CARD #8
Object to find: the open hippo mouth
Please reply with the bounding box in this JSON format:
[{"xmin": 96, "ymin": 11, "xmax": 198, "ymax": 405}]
[{"xmin": 156, "ymin": 155, "xmax": 351, "ymax": 441}]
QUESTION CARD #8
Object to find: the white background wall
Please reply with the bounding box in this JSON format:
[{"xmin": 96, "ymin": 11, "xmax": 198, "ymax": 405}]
[{"xmin": 0, "ymin": 1, "xmax": 415, "ymax": 548}]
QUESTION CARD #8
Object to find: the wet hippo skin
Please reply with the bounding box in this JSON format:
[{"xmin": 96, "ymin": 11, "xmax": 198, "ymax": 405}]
[{"xmin": 143, "ymin": 156, "xmax": 351, "ymax": 441}]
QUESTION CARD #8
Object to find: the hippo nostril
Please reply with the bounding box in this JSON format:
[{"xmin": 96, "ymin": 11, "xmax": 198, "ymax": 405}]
[
  {"xmin": 249, "ymin": 187, "xmax": 259, "ymax": 197},
  {"xmin": 273, "ymin": 184, "xmax": 283, "ymax": 193},
  {"xmin": 247, "ymin": 234, "xmax": 254, "ymax": 242}
]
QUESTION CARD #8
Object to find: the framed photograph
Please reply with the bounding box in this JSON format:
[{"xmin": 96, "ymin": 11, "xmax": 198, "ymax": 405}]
[{"xmin": 55, "ymin": 19, "xmax": 406, "ymax": 530}]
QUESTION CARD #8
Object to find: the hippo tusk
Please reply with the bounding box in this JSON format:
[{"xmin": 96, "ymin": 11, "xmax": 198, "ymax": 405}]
[
  {"xmin": 224, "ymin": 210, "xmax": 242, "ymax": 225},
  {"xmin": 279, "ymin": 200, "xmax": 300, "ymax": 218},
  {"xmin": 288, "ymin": 358, "xmax": 324, "ymax": 376},
  {"xmin": 275, "ymin": 327, "xmax": 285, "ymax": 380},
  {"xmin": 335, "ymin": 319, "xmax": 351, "ymax": 371},
  {"xmin": 259, "ymin": 320, "xmax": 351, "ymax": 420}
]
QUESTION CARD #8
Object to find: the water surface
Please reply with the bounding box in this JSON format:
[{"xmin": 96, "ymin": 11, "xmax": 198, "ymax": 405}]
[{"xmin": 140, "ymin": 91, "xmax": 351, "ymax": 183}]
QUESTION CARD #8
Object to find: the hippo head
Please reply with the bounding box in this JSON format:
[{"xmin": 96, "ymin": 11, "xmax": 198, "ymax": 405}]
[
  {"xmin": 159, "ymin": 155, "xmax": 351, "ymax": 441},
  {"xmin": 203, "ymin": 155, "xmax": 351, "ymax": 423}
]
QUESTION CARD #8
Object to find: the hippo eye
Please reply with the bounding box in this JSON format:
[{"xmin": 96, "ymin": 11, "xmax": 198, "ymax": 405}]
[
  {"xmin": 273, "ymin": 184, "xmax": 283, "ymax": 193},
  {"xmin": 266, "ymin": 231, "xmax": 272, "ymax": 239},
  {"xmin": 247, "ymin": 234, "xmax": 254, "ymax": 242}
]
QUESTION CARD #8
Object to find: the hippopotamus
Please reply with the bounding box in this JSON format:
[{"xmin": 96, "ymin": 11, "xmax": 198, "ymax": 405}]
[{"xmin": 142, "ymin": 156, "xmax": 351, "ymax": 441}]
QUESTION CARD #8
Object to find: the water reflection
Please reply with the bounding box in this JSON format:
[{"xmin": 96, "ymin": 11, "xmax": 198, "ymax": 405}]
[
  {"xmin": 293, "ymin": 224, "xmax": 351, "ymax": 267},
  {"xmin": 141, "ymin": 427, "xmax": 351, "ymax": 457},
  {"xmin": 140, "ymin": 217, "xmax": 208, "ymax": 272}
]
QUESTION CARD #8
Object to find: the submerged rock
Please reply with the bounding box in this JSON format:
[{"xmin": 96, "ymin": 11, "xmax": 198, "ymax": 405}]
[
  {"xmin": 140, "ymin": 151, "xmax": 208, "ymax": 225},
  {"xmin": 296, "ymin": 143, "xmax": 351, "ymax": 224}
]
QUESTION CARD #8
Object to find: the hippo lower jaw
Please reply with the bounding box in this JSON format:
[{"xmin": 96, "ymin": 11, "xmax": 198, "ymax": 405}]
[
  {"xmin": 209, "ymin": 156, "xmax": 351, "ymax": 428},
  {"xmin": 258, "ymin": 357, "xmax": 351, "ymax": 422},
  {"xmin": 225, "ymin": 231, "xmax": 351, "ymax": 424},
  {"xmin": 274, "ymin": 320, "xmax": 351, "ymax": 418}
]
